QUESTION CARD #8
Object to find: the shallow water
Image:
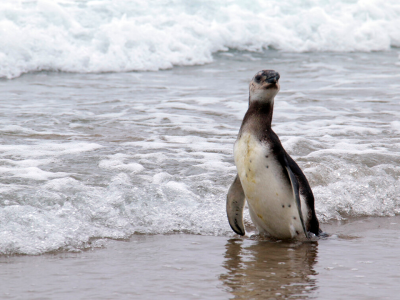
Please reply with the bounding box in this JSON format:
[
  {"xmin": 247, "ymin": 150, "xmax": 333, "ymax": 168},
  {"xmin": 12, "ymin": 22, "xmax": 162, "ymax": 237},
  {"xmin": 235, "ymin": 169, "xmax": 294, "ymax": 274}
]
[
  {"xmin": 1, "ymin": 50, "xmax": 400, "ymax": 255},
  {"xmin": 1, "ymin": 217, "xmax": 400, "ymax": 299}
]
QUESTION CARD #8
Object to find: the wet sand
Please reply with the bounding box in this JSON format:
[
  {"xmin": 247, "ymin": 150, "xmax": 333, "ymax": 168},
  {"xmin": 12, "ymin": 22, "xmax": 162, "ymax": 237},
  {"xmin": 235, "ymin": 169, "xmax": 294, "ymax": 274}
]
[{"xmin": 1, "ymin": 216, "xmax": 400, "ymax": 299}]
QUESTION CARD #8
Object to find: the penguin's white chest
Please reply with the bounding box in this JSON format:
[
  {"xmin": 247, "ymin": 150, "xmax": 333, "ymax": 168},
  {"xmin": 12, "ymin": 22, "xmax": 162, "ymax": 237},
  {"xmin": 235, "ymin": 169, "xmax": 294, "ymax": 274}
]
[{"xmin": 234, "ymin": 132, "xmax": 304, "ymax": 238}]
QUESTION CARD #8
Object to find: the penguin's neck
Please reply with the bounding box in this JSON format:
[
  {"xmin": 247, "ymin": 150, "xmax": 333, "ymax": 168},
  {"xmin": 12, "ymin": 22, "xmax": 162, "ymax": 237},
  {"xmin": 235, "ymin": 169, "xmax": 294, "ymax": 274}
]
[{"xmin": 240, "ymin": 100, "xmax": 274, "ymax": 136}]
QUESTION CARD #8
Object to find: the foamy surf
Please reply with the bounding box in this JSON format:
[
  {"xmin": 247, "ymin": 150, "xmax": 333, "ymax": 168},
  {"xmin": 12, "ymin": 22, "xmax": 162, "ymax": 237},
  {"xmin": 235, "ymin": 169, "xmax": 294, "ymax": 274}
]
[
  {"xmin": 1, "ymin": 48, "xmax": 400, "ymax": 254},
  {"xmin": 1, "ymin": 0, "xmax": 400, "ymax": 79}
]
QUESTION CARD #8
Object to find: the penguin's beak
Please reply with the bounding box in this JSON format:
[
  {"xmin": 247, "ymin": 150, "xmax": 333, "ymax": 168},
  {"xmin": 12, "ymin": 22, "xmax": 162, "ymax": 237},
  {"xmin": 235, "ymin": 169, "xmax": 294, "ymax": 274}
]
[{"xmin": 265, "ymin": 72, "xmax": 280, "ymax": 83}]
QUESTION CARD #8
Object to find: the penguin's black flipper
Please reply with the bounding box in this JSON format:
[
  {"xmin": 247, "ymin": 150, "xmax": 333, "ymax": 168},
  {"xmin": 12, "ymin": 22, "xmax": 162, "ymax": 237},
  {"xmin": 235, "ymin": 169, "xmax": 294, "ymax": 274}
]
[
  {"xmin": 285, "ymin": 165, "xmax": 308, "ymax": 238},
  {"xmin": 226, "ymin": 175, "xmax": 246, "ymax": 236}
]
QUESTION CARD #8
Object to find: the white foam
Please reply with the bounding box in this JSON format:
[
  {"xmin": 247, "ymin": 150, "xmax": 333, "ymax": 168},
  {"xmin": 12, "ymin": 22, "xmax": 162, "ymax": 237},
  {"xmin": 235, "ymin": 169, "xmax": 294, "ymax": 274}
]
[
  {"xmin": 152, "ymin": 172, "xmax": 172, "ymax": 185},
  {"xmin": 391, "ymin": 121, "xmax": 400, "ymax": 132},
  {"xmin": 2, "ymin": 166, "xmax": 68, "ymax": 181},
  {"xmin": 0, "ymin": 142, "xmax": 102, "ymax": 158},
  {"xmin": 1, "ymin": 0, "xmax": 400, "ymax": 79},
  {"xmin": 0, "ymin": 142, "xmax": 102, "ymax": 181},
  {"xmin": 99, "ymin": 154, "xmax": 144, "ymax": 174}
]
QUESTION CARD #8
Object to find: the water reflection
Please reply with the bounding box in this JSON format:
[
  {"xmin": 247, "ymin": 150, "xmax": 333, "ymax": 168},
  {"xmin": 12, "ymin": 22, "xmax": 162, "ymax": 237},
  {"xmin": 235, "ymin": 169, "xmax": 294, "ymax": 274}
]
[{"xmin": 220, "ymin": 238, "xmax": 319, "ymax": 299}]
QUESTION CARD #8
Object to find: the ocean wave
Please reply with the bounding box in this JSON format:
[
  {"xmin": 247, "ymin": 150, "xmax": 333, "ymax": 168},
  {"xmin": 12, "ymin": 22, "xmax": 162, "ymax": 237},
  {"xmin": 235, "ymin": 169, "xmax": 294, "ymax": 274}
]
[{"xmin": 1, "ymin": 0, "xmax": 400, "ymax": 79}]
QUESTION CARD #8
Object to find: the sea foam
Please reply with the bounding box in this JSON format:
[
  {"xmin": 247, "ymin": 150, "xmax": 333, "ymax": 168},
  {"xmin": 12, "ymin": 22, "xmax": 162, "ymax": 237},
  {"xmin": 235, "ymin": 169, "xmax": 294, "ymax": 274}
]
[{"xmin": 1, "ymin": 0, "xmax": 400, "ymax": 79}]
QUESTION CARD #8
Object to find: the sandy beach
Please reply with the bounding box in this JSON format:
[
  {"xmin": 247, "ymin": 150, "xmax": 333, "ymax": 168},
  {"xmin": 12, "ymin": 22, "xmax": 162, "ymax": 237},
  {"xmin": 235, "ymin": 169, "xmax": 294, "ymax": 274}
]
[{"xmin": 2, "ymin": 216, "xmax": 400, "ymax": 299}]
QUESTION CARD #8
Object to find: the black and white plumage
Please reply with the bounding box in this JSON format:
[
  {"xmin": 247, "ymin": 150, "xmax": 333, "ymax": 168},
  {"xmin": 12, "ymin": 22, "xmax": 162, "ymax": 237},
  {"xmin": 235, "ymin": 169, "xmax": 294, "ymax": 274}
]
[{"xmin": 227, "ymin": 70, "xmax": 320, "ymax": 239}]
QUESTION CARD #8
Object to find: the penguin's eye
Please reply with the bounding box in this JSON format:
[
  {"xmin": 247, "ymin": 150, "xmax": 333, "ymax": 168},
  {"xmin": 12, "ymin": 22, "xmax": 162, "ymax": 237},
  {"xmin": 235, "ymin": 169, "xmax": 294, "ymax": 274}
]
[{"xmin": 255, "ymin": 75, "xmax": 262, "ymax": 82}]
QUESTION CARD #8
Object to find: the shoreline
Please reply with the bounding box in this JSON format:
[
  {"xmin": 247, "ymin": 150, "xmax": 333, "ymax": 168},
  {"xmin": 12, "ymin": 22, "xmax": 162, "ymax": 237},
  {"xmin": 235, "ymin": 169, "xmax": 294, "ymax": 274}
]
[{"xmin": 1, "ymin": 215, "xmax": 400, "ymax": 299}]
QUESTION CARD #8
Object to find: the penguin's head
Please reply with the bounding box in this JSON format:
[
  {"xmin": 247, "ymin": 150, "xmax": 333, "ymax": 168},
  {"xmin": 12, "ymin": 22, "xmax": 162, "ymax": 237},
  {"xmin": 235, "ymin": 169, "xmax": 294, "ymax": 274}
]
[{"xmin": 249, "ymin": 70, "xmax": 280, "ymax": 103}]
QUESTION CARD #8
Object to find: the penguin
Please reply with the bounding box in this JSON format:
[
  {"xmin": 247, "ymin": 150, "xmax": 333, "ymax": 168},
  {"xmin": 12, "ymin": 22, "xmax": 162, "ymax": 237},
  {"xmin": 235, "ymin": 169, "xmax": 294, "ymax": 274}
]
[{"xmin": 226, "ymin": 70, "xmax": 321, "ymax": 239}]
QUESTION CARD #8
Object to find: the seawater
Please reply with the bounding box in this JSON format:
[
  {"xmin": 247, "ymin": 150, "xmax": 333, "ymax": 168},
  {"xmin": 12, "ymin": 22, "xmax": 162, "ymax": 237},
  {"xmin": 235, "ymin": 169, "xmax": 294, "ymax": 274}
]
[
  {"xmin": 1, "ymin": 50, "xmax": 400, "ymax": 255},
  {"xmin": 1, "ymin": 0, "xmax": 400, "ymax": 78},
  {"xmin": 1, "ymin": 1, "xmax": 400, "ymax": 255}
]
